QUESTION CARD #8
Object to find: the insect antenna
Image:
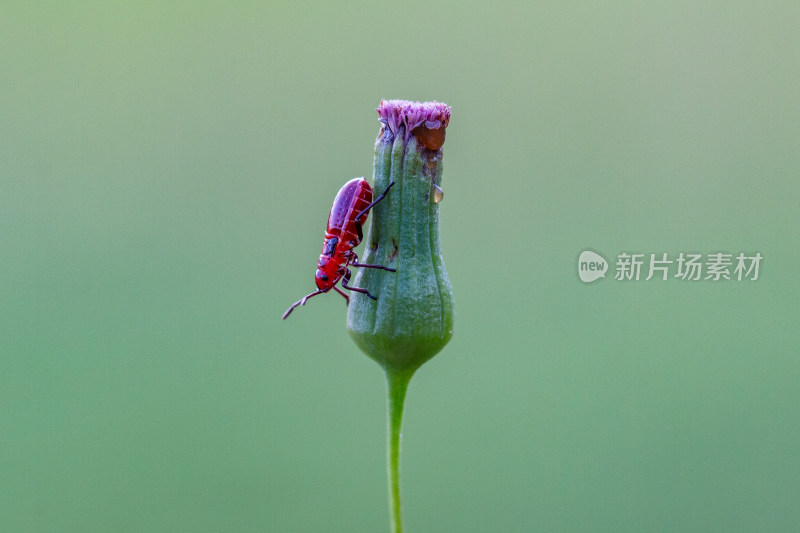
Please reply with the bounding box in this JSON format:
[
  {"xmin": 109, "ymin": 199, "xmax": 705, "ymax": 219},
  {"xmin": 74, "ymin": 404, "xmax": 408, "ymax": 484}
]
[{"xmin": 282, "ymin": 289, "xmax": 326, "ymax": 320}]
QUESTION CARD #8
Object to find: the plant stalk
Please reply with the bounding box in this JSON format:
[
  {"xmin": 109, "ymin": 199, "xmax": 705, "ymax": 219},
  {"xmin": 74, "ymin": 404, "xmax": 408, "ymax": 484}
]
[{"xmin": 386, "ymin": 369, "xmax": 412, "ymax": 533}]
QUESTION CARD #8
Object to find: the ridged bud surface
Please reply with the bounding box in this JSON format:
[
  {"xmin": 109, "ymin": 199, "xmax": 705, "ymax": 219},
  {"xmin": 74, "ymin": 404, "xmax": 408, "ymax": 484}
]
[{"xmin": 347, "ymin": 100, "xmax": 454, "ymax": 374}]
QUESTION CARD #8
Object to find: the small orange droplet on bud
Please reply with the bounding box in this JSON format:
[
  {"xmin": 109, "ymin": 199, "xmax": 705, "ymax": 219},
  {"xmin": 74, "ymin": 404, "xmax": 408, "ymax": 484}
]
[{"xmin": 433, "ymin": 184, "xmax": 444, "ymax": 203}]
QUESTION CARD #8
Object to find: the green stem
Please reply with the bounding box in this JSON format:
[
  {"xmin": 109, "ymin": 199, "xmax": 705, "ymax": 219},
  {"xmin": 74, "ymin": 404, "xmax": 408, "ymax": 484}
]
[{"xmin": 386, "ymin": 369, "xmax": 412, "ymax": 533}]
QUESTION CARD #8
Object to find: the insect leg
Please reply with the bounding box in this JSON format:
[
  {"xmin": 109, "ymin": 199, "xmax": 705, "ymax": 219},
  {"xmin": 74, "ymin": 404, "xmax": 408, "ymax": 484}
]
[
  {"xmin": 341, "ymin": 269, "xmax": 377, "ymax": 300},
  {"xmin": 354, "ymin": 181, "xmax": 396, "ymax": 239},
  {"xmin": 282, "ymin": 289, "xmax": 325, "ymax": 320},
  {"xmin": 333, "ymin": 285, "xmax": 350, "ymax": 303},
  {"xmin": 355, "ymin": 219, "xmax": 363, "ymax": 242},
  {"xmin": 351, "ymin": 252, "xmax": 396, "ymax": 272}
]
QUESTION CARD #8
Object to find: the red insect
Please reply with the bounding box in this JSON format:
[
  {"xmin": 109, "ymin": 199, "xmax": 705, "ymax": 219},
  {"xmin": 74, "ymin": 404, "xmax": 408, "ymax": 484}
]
[{"xmin": 282, "ymin": 178, "xmax": 396, "ymax": 319}]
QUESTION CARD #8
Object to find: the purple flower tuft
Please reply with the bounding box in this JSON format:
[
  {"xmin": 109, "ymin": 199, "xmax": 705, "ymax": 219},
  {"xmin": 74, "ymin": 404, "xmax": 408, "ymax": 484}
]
[{"xmin": 377, "ymin": 100, "xmax": 451, "ymax": 145}]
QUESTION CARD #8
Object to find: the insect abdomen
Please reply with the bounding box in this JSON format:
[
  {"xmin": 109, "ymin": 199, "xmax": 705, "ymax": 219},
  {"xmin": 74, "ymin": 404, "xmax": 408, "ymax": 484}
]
[{"xmin": 327, "ymin": 178, "xmax": 373, "ymax": 245}]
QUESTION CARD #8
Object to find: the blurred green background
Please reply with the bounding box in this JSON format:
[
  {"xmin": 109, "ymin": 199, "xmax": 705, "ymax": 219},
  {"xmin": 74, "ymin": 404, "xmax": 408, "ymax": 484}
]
[{"xmin": 2, "ymin": 2, "xmax": 799, "ymax": 531}]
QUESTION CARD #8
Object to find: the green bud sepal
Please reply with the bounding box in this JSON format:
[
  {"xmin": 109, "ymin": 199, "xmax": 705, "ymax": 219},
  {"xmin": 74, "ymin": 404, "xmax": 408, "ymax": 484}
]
[{"xmin": 347, "ymin": 100, "xmax": 454, "ymax": 376}]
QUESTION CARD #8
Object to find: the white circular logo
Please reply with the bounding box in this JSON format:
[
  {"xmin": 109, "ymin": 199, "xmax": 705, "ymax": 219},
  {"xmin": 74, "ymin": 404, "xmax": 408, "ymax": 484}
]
[{"xmin": 578, "ymin": 250, "xmax": 608, "ymax": 283}]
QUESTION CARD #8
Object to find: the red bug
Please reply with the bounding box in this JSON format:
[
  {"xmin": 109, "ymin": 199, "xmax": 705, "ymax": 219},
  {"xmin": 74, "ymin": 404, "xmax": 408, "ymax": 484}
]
[{"xmin": 282, "ymin": 178, "xmax": 396, "ymax": 319}]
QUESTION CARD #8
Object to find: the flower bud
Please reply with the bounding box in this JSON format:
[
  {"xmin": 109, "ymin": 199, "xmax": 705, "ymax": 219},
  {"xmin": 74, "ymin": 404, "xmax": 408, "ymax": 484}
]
[{"xmin": 347, "ymin": 100, "xmax": 454, "ymax": 375}]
